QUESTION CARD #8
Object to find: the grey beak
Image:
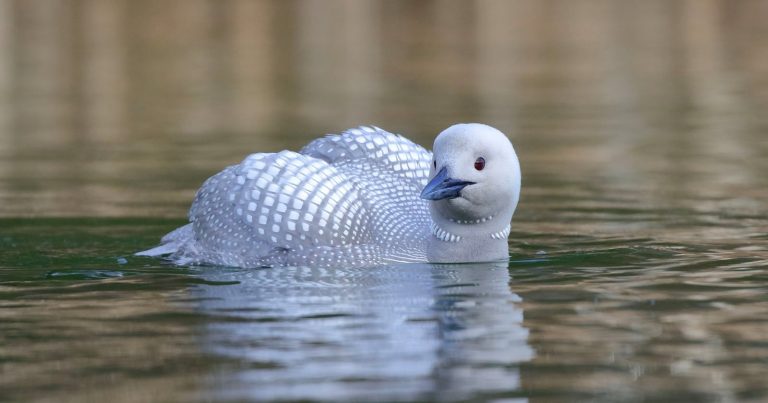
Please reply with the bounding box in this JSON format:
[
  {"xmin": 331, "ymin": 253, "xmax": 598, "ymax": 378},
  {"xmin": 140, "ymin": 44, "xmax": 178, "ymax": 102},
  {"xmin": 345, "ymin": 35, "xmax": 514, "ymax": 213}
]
[{"xmin": 420, "ymin": 166, "xmax": 475, "ymax": 200}]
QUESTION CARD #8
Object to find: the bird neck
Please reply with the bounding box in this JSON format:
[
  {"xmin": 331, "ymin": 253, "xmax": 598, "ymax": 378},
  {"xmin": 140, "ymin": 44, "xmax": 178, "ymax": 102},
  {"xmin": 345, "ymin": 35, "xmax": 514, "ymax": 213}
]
[
  {"xmin": 426, "ymin": 212, "xmax": 511, "ymax": 263},
  {"xmin": 429, "ymin": 221, "xmax": 510, "ymax": 243}
]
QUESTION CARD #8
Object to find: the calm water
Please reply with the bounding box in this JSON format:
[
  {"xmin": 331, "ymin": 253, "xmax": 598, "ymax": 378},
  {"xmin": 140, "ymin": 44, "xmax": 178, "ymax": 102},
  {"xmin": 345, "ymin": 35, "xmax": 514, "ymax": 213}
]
[{"xmin": 2, "ymin": 1, "xmax": 768, "ymax": 402}]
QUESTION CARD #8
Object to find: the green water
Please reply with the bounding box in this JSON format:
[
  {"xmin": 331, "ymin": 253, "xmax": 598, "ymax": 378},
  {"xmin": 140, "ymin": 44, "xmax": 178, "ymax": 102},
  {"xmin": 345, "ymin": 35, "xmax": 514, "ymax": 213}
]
[{"xmin": 2, "ymin": 1, "xmax": 768, "ymax": 402}]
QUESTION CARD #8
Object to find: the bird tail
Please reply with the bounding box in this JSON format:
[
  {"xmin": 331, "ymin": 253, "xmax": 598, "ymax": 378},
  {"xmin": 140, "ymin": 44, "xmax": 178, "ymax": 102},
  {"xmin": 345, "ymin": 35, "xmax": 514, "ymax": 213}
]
[{"xmin": 135, "ymin": 223, "xmax": 192, "ymax": 257}]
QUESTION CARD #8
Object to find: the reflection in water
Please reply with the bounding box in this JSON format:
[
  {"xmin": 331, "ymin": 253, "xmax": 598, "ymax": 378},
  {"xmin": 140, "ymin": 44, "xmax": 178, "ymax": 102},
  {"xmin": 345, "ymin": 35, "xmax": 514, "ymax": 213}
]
[
  {"xmin": 1, "ymin": 0, "xmax": 768, "ymax": 401},
  {"xmin": 194, "ymin": 263, "xmax": 532, "ymax": 401}
]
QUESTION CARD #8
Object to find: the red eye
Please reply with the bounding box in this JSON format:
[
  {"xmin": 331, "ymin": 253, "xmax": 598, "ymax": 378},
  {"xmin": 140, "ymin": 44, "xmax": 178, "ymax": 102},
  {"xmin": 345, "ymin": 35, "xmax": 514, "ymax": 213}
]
[{"xmin": 474, "ymin": 157, "xmax": 485, "ymax": 171}]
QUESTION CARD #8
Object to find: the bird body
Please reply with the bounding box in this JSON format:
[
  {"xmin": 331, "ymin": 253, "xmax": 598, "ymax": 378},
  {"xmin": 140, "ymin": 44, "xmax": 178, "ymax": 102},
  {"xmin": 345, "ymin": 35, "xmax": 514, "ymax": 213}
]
[{"xmin": 138, "ymin": 124, "xmax": 521, "ymax": 268}]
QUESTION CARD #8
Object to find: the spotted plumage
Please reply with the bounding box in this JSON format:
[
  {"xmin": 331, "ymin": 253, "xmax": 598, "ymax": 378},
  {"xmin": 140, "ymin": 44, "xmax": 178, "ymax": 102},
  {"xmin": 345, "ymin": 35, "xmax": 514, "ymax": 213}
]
[
  {"xmin": 141, "ymin": 126, "xmax": 432, "ymax": 267},
  {"xmin": 138, "ymin": 123, "xmax": 522, "ymax": 267}
]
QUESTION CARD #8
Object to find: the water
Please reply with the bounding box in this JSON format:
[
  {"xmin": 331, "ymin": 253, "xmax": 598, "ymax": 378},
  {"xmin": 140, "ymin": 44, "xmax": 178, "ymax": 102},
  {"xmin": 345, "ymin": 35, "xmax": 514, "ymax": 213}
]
[{"xmin": 2, "ymin": 1, "xmax": 768, "ymax": 401}]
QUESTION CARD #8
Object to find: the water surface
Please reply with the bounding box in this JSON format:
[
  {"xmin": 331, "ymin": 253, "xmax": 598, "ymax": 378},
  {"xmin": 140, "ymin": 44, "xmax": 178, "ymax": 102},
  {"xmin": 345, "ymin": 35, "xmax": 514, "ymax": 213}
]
[{"xmin": 2, "ymin": 1, "xmax": 768, "ymax": 402}]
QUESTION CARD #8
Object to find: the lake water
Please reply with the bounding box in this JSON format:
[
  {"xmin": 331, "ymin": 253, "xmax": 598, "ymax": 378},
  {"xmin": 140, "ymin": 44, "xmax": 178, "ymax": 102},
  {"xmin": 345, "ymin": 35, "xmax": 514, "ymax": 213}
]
[{"xmin": 2, "ymin": 1, "xmax": 768, "ymax": 402}]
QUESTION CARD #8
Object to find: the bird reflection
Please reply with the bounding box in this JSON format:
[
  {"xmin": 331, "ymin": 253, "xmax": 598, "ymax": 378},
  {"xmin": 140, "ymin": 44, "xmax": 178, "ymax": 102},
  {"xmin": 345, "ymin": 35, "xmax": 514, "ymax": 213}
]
[{"xmin": 193, "ymin": 262, "xmax": 533, "ymax": 401}]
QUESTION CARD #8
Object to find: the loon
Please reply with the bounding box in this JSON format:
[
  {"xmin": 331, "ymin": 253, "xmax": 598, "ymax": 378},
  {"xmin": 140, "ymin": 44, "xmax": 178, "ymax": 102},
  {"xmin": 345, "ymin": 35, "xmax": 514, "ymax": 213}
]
[{"xmin": 137, "ymin": 123, "xmax": 521, "ymax": 268}]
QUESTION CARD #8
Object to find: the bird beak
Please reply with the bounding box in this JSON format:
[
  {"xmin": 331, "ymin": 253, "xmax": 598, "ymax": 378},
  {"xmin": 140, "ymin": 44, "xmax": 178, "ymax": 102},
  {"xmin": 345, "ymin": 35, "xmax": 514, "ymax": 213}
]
[{"xmin": 420, "ymin": 166, "xmax": 475, "ymax": 200}]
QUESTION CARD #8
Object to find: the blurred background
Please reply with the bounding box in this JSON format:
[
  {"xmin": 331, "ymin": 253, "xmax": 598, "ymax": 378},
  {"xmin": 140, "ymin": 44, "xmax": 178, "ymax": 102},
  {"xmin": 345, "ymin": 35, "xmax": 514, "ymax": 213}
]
[
  {"xmin": 2, "ymin": 2, "xmax": 768, "ymax": 402},
  {"xmin": 0, "ymin": 0, "xmax": 766, "ymax": 222}
]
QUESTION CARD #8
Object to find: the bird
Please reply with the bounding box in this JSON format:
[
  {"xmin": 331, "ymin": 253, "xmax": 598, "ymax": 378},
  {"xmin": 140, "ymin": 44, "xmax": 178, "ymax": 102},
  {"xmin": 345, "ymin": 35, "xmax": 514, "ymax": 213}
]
[{"xmin": 136, "ymin": 123, "xmax": 521, "ymax": 268}]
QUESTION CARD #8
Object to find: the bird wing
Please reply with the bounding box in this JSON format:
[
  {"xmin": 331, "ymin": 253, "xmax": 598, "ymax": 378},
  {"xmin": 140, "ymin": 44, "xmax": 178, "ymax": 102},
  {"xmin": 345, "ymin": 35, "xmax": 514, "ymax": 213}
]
[
  {"xmin": 189, "ymin": 150, "xmax": 374, "ymax": 257},
  {"xmin": 186, "ymin": 126, "xmax": 432, "ymax": 266},
  {"xmin": 300, "ymin": 126, "xmax": 433, "ymax": 188}
]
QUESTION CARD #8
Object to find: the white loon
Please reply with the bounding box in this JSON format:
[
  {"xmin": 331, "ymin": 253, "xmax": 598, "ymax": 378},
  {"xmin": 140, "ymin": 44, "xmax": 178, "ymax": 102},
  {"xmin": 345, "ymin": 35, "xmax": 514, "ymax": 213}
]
[{"xmin": 137, "ymin": 123, "xmax": 521, "ymax": 268}]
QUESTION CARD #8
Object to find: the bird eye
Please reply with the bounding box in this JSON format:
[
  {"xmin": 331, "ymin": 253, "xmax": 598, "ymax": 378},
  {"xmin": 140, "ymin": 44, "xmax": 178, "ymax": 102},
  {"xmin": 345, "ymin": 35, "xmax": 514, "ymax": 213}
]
[
  {"xmin": 433, "ymin": 160, "xmax": 437, "ymax": 169},
  {"xmin": 474, "ymin": 157, "xmax": 485, "ymax": 171}
]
